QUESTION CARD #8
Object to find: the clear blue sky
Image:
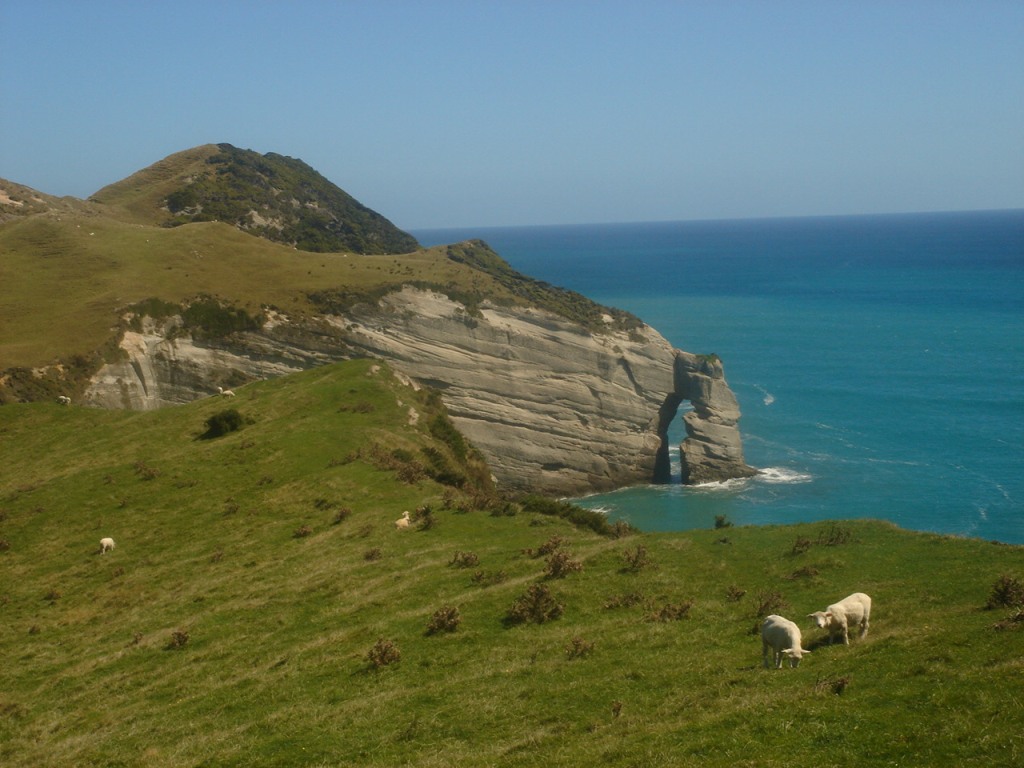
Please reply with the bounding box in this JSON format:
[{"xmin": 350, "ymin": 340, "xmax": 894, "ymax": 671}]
[{"xmin": 2, "ymin": 1, "xmax": 1022, "ymax": 228}]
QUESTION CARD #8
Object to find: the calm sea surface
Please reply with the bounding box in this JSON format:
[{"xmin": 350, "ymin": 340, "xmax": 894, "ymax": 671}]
[{"xmin": 414, "ymin": 211, "xmax": 1024, "ymax": 543}]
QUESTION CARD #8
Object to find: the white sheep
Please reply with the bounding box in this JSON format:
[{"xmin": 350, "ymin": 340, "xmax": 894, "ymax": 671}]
[
  {"xmin": 217, "ymin": 386, "xmax": 236, "ymax": 397},
  {"xmin": 762, "ymin": 614, "xmax": 811, "ymax": 669},
  {"xmin": 57, "ymin": 395, "xmax": 71, "ymax": 405},
  {"xmin": 99, "ymin": 537, "xmax": 116, "ymax": 554},
  {"xmin": 808, "ymin": 592, "xmax": 872, "ymax": 645},
  {"xmin": 395, "ymin": 511, "xmax": 411, "ymax": 530}
]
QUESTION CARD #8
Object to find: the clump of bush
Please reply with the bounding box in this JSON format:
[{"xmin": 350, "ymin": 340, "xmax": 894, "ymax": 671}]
[
  {"xmin": 292, "ymin": 525, "xmax": 313, "ymax": 539},
  {"xmin": 647, "ymin": 600, "xmax": 694, "ymax": 622},
  {"xmin": 362, "ymin": 444, "xmax": 426, "ymax": 484},
  {"xmin": 603, "ymin": 592, "xmax": 645, "ymax": 610},
  {"xmin": 367, "ymin": 638, "xmax": 401, "ymax": 669},
  {"xmin": 544, "ymin": 548, "xmax": 583, "ymax": 579},
  {"xmin": 817, "ymin": 523, "xmax": 853, "ymax": 547},
  {"xmin": 504, "ymin": 584, "xmax": 564, "ymax": 626},
  {"xmin": 565, "ymin": 636, "xmax": 595, "ymax": 659},
  {"xmin": 425, "ymin": 606, "xmax": 461, "ymax": 636},
  {"xmin": 363, "ymin": 547, "xmax": 382, "ymax": 562},
  {"xmin": 986, "ymin": 574, "xmax": 1024, "ymax": 609},
  {"xmin": 411, "ymin": 505, "xmax": 435, "ymax": 531},
  {"xmin": 449, "ymin": 551, "xmax": 480, "ymax": 569},
  {"xmin": 726, "ymin": 585, "xmax": 747, "ymax": 602},
  {"xmin": 471, "ymin": 570, "xmax": 507, "ymax": 587},
  {"xmin": 524, "ymin": 535, "xmax": 567, "ymax": 558},
  {"xmin": 814, "ymin": 674, "xmax": 852, "ymax": 696},
  {"xmin": 332, "ymin": 507, "xmax": 353, "ymax": 525},
  {"xmin": 791, "ymin": 536, "xmax": 812, "ymax": 555},
  {"xmin": 133, "ymin": 460, "xmax": 161, "ymax": 480},
  {"xmin": 519, "ymin": 495, "xmax": 632, "ymax": 537},
  {"xmin": 750, "ymin": 589, "xmax": 788, "ymax": 634},
  {"xmin": 166, "ymin": 629, "xmax": 190, "ymax": 650},
  {"xmin": 201, "ymin": 408, "xmax": 245, "ymax": 439},
  {"xmin": 714, "ymin": 514, "xmax": 733, "ymax": 529},
  {"xmin": 620, "ymin": 544, "xmax": 653, "ymax": 573}
]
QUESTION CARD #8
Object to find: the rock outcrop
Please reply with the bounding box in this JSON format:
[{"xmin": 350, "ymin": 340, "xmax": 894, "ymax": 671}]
[{"xmin": 83, "ymin": 287, "xmax": 755, "ymax": 495}]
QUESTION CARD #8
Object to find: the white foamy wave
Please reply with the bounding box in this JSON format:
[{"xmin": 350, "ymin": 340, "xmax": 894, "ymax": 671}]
[
  {"xmin": 753, "ymin": 384, "xmax": 775, "ymax": 406},
  {"xmin": 756, "ymin": 467, "xmax": 813, "ymax": 484},
  {"xmin": 692, "ymin": 476, "xmax": 752, "ymax": 491}
]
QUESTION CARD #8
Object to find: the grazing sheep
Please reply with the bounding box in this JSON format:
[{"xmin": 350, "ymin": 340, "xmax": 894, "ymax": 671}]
[
  {"xmin": 217, "ymin": 386, "xmax": 236, "ymax": 397},
  {"xmin": 57, "ymin": 395, "xmax": 71, "ymax": 405},
  {"xmin": 762, "ymin": 614, "xmax": 811, "ymax": 669},
  {"xmin": 808, "ymin": 592, "xmax": 872, "ymax": 645},
  {"xmin": 395, "ymin": 511, "xmax": 411, "ymax": 530},
  {"xmin": 99, "ymin": 537, "xmax": 116, "ymax": 554}
]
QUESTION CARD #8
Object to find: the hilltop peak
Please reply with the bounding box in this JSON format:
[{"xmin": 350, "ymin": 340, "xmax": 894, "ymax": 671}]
[{"xmin": 89, "ymin": 143, "xmax": 419, "ymax": 254}]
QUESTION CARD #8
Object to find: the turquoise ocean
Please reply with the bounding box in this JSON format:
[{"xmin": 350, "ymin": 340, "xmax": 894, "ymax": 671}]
[{"xmin": 414, "ymin": 211, "xmax": 1024, "ymax": 544}]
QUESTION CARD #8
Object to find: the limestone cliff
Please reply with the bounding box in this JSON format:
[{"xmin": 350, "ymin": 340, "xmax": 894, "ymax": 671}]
[{"xmin": 82, "ymin": 287, "xmax": 755, "ymax": 495}]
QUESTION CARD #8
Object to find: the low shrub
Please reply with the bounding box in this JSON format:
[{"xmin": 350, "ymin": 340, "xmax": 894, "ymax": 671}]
[
  {"xmin": 714, "ymin": 514, "xmax": 733, "ymax": 530},
  {"xmin": 201, "ymin": 409, "xmax": 245, "ymax": 439},
  {"xmin": 448, "ymin": 551, "xmax": 480, "ymax": 568},
  {"xmin": 544, "ymin": 548, "xmax": 583, "ymax": 579},
  {"xmin": 411, "ymin": 506, "xmax": 435, "ymax": 531},
  {"xmin": 986, "ymin": 574, "xmax": 1024, "ymax": 609},
  {"xmin": 166, "ymin": 629, "xmax": 190, "ymax": 650},
  {"xmin": 367, "ymin": 638, "xmax": 401, "ymax": 669},
  {"xmin": 565, "ymin": 636, "xmax": 595, "ymax": 659},
  {"xmin": 133, "ymin": 460, "xmax": 161, "ymax": 480},
  {"xmin": 791, "ymin": 536, "xmax": 812, "ymax": 555},
  {"xmin": 504, "ymin": 584, "xmax": 564, "ymax": 626},
  {"xmin": 648, "ymin": 600, "xmax": 694, "ymax": 622},
  {"xmin": 471, "ymin": 569, "xmax": 507, "ymax": 587},
  {"xmin": 750, "ymin": 589, "xmax": 788, "ymax": 634},
  {"xmin": 425, "ymin": 605, "xmax": 461, "ymax": 636},
  {"xmin": 817, "ymin": 523, "xmax": 853, "ymax": 547},
  {"xmin": 603, "ymin": 592, "xmax": 645, "ymax": 610},
  {"xmin": 332, "ymin": 507, "xmax": 353, "ymax": 525},
  {"xmin": 519, "ymin": 495, "xmax": 627, "ymax": 537},
  {"xmin": 726, "ymin": 585, "xmax": 747, "ymax": 602},
  {"xmin": 292, "ymin": 525, "xmax": 313, "ymax": 539},
  {"xmin": 620, "ymin": 544, "xmax": 653, "ymax": 573},
  {"xmin": 525, "ymin": 535, "xmax": 566, "ymax": 559}
]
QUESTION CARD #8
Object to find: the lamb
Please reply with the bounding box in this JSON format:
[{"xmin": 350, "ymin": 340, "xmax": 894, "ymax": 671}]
[
  {"xmin": 808, "ymin": 592, "xmax": 871, "ymax": 645},
  {"xmin": 395, "ymin": 511, "xmax": 411, "ymax": 530},
  {"xmin": 99, "ymin": 537, "xmax": 116, "ymax": 554},
  {"xmin": 57, "ymin": 395, "xmax": 71, "ymax": 405},
  {"xmin": 217, "ymin": 386, "xmax": 236, "ymax": 397},
  {"xmin": 761, "ymin": 614, "xmax": 811, "ymax": 669}
]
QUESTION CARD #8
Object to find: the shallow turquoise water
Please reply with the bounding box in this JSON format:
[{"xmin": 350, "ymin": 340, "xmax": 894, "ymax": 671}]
[{"xmin": 415, "ymin": 211, "xmax": 1024, "ymax": 543}]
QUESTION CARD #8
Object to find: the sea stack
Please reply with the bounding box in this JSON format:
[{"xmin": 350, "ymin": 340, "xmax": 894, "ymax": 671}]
[{"xmin": 673, "ymin": 351, "xmax": 758, "ymax": 485}]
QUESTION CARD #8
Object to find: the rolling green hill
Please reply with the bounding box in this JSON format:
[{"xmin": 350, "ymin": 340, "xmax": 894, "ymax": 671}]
[
  {"xmin": 1, "ymin": 360, "xmax": 1022, "ymax": 767},
  {"xmin": 1, "ymin": 148, "xmax": 639, "ymax": 400},
  {"xmin": 90, "ymin": 143, "xmax": 420, "ymax": 254}
]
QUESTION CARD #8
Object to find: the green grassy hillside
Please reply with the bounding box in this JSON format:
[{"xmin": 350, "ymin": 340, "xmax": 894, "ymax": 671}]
[
  {"xmin": 0, "ymin": 210, "xmax": 473, "ymax": 371},
  {"xmin": 1, "ymin": 360, "xmax": 1022, "ymax": 767},
  {"xmin": 0, "ymin": 211, "xmax": 638, "ymax": 396},
  {"xmin": 90, "ymin": 143, "xmax": 420, "ymax": 254}
]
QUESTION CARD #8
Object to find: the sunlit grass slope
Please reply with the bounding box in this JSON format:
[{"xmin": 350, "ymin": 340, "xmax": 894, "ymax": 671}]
[
  {"xmin": 1, "ymin": 361, "xmax": 1022, "ymax": 767},
  {"xmin": 0, "ymin": 212, "xmax": 491, "ymax": 370}
]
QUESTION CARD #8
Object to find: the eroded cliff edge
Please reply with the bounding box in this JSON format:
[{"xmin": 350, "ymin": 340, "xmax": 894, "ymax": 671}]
[{"xmin": 82, "ymin": 286, "xmax": 755, "ymax": 495}]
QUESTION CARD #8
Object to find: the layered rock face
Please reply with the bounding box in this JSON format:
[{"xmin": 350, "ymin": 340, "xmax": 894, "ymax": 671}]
[
  {"xmin": 673, "ymin": 352, "xmax": 758, "ymax": 485},
  {"xmin": 83, "ymin": 287, "xmax": 754, "ymax": 495}
]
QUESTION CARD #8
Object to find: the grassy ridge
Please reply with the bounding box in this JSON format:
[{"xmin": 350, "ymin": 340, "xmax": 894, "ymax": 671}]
[
  {"xmin": 1, "ymin": 361, "xmax": 1022, "ymax": 766},
  {"xmin": 0, "ymin": 213, "xmax": 482, "ymax": 371}
]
